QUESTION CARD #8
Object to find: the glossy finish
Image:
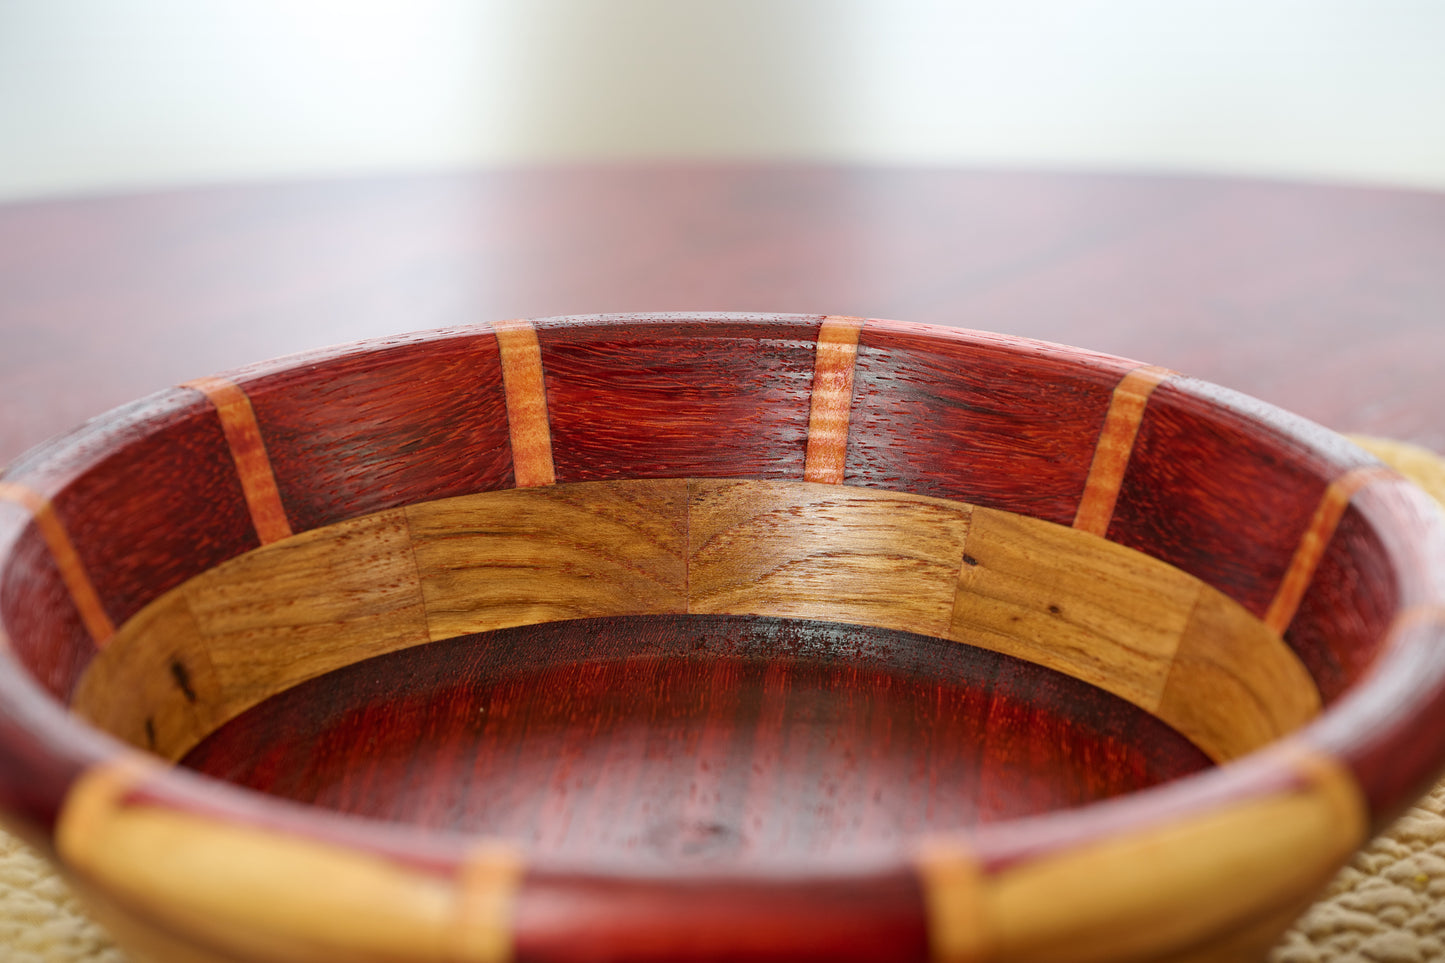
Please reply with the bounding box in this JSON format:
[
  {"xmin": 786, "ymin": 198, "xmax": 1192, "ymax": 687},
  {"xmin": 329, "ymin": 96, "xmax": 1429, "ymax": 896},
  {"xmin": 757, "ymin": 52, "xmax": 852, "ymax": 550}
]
[{"xmin": 0, "ymin": 312, "xmax": 1442, "ymax": 963}]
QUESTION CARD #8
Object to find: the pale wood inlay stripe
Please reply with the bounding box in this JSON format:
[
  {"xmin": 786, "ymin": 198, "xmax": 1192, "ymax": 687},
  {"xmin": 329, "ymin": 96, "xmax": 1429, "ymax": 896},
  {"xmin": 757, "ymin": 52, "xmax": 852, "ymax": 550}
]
[
  {"xmin": 914, "ymin": 840, "xmax": 988, "ymax": 963},
  {"xmin": 1073, "ymin": 365, "xmax": 1173, "ymax": 536},
  {"xmin": 494, "ymin": 319, "xmax": 556, "ymax": 488},
  {"xmin": 1263, "ymin": 465, "xmax": 1397, "ymax": 634},
  {"xmin": 183, "ymin": 375, "xmax": 293, "ymax": 544},
  {"xmin": 803, "ymin": 316, "xmax": 864, "ymax": 484},
  {"xmin": 0, "ymin": 481, "xmax": 115, "ymax": 644}
]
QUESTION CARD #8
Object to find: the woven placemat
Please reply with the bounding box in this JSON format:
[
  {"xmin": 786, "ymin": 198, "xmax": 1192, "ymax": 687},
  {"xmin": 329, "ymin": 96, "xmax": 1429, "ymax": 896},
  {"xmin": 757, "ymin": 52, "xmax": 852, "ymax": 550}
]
[{"xmin": 2, "ymin": 437, "xmax": 1443, "ymax": 963}]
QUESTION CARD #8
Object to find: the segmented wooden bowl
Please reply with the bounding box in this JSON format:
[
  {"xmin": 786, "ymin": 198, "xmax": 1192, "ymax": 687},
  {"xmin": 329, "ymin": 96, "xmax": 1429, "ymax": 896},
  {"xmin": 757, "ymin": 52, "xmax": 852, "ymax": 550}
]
[{"xmin": 1, "ymin": 314, "xmax": 1443, "ymax": 963}]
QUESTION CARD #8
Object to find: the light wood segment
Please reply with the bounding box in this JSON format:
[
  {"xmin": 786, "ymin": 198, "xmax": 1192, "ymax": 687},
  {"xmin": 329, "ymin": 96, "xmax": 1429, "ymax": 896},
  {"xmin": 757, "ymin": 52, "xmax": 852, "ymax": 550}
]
[
  {"xmin": 183, "ymin": 375, "xmax": 293, "ymax": 544},
  {"xmin": 71, "ymin": 590, "xmax": 221, "ymax": 758},
  {"xmin": 802, "ymin": 315, "xmax": 863, "ymax": 485},
  {"xmin": 56, "ymin": 760, "xmax": 521, "ymax": 963},
  {"xmin": 917, "ymin": 748, "xmax": 1366, "ymax": 963},
  {"xmin": 186, "ymin": 508, "xmax": 430, "ymax": 727},
  {"xmin": 1157, "ymin": 587, "xmax": 1321, "ymax": 763},
  {"xmin": 66, "ymin": 875, "xmax": 272, "ymax": 963},
  {"xmin": 408, "ymin": 479, "xmax": 688, "ymax": 641},
  {"xmin": 0, "ymin": 481, "xmax": 115, "ymax": 644},
  {"xmin": 915, "ymin": 840, "xmax": 988, "ymax": 963},
  {"xmin": 1263, "ymin": 465, "xmax": 1399, "ymax": 634},
  {"xmin": 71, "ymin": 509, "xmax": 431, "ymax": 760},
  {"xmin": 1072, "ymin": 365, "xmax": 1173, "ymax": 536},
  {"xmin": 1148, "ymin": 892, "xmax": 1326, "ymax": 963},
  {"xmin": 687, "ymin": 479, "xmax": 972, "ymax": 638},
  {"xmin": 493, "ymin": 319, "xmax": 556, "ymax": 488},
  {"xmin": 74, "ymin": 479, "xmax": 1320, "ymax": 767},
  {"xmin": 951, "ymin": 506, "xmax": 1197, "ymax": 715}
]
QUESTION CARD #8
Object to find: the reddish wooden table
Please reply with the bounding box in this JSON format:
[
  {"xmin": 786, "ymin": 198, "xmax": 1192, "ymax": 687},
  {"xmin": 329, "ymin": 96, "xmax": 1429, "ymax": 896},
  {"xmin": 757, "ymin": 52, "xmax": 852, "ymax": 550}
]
[{"xmin": 2, "ymin": 165, "xmax": 1443, "ymax": 465}]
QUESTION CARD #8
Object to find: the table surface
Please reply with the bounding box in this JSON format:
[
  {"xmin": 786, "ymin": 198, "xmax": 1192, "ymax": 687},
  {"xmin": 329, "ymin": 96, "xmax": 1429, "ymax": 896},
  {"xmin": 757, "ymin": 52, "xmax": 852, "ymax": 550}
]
[
  {"xmin": 0, "ymin": 166, "xmax": 1443, "ymax": 961},
  {"xmin": 2, "ymin": 165, "xmax": 1443, "ymax": 464}
]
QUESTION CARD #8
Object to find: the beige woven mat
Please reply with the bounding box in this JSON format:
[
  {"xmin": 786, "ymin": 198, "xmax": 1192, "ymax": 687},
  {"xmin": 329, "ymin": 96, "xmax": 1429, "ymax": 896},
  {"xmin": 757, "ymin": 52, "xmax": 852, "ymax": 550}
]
[{"xmin": 2, "ymin": 437, "xmax": 1443, "ymax": 963}]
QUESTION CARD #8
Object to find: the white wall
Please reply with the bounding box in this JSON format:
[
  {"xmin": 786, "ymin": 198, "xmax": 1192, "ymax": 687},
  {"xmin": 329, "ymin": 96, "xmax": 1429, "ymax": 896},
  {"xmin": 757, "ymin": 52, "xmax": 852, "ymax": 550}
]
[{"xmin": 1, "ymin": 0, "xmax": 1443, "ymax": 200}]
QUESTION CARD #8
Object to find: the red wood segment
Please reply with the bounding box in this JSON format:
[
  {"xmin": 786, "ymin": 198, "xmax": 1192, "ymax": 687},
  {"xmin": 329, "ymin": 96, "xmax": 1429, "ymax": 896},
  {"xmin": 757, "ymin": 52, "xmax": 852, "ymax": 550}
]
[
  {"xmin": 0, "ymin": 636, "xmax": 109, "ymax": 847},
  {"xmin": 1264, "ymin": 466, "xmax": 1398, "ymax": 635},
  {"xmin": 0, "ymin": 503, "xmax": 96, "ymax": 700},
  {"xmin": 1306, "ymin": 609, "xmax": 1445, "ymax": 830},
  {"xmin": 182, "ymin": 376, "xmax": 293, "ymax": 544},
  {"xmin": 179, "ymin": 616, "xmax": 1210, "ymax": 850},
  {"xmin": 845, "ymin": 322, "xmax": 1134, "ymax": 525},
  {"xmin": 2, "ymin": 388, "xmax": 258, "ymax": 628},
  {"xmin": 536, "ymin": 316, "xmax": 823, "ymax": 482},
  {"xmin": 0, "ymin": 483, "xmax": 113, "ymax": 645},
  {"xmin": 1300, "ymin": 477, "xmax": 1445, "ymax": 826},
  {"xmin": 513, "ymin": 870, "xmax": 929, "ymax": 963},
  {"xmin": 1283, "ymin": 505, "xmax": 1399, "ymax": 704},
  {"xmin": 1108, "ymin": 377, "xmax": 1380, "ymax": 617},
  {"xmin": 235, "ymin": 332, "xmax": 513, "ymax": 532}
]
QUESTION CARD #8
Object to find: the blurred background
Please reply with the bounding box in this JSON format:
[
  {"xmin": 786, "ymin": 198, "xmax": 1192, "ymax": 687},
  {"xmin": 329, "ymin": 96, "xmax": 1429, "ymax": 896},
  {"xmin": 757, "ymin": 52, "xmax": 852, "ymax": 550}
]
[{"xmin": 2, "ymin": 0, "xmax": 1444, "ymax": 200}]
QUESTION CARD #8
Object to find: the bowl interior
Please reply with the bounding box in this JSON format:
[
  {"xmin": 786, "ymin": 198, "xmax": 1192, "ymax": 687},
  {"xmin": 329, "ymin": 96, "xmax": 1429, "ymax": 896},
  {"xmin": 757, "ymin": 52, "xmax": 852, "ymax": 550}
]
[{"xmin": 0, "ymin": 314, "xmax": 1434, "ymax": 875}]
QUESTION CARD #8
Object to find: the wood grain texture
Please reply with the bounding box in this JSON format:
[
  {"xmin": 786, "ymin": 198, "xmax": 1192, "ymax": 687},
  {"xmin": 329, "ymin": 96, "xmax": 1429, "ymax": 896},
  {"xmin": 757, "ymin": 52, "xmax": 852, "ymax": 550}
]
[
  {"xmin": 494, "ymin": 319, "xmax": 556, "ymax": 488},
  {"xmin": 237, "ymin": 331, "xmax": 513, "ymax": 533},
  {"xmin": 182, "ymin": 376, "xmax": 293, "ymax": 545},
  {"xmin": 0, "ymin": 302, "xmax": 1434, "ymax": 962},
  {"xmin": 687, "ymin": 479, "xmax": 971, "ymax": 637},
  {"xmin": 0, "ymin": 629, "xmax": 107, "ymax": 846},
  {"xmin": 1072, "ymin": 365, "xmax": 1173, "ymax": 536},
  {"xmin": 0, "ymin": 483, "xmax": 113, "ymax": 646},
  {"xmin": 802, "ymin": 316, "xmax": 863, "ymax": 484},
  {"xmin": 512, "ymin": 869, "xmax": 929, "ymax": 963},
  {"xmin": 1299, "ymin": 476, "xmax": 1445, "ymax": 827},
  {"xmin": 409, "ymin": 479, "xmax": 688, "ymax": 640},
  {"xmin": 949, "ymin": 506, "xmax": 1197, "ymax": 718},
  {"xmin": 72, "ymin": 477, "xmax": 1321, "ymax": 768},
  {"xmin": 536, "ymin": 316, "xmax": 822, "ymax": 482},
  {"xmin": 55, "ymin": 759, "xmax": 522, "ymax": 963},
  {"xmin": 73, "ymin": 509, "xmax": 431, "ymax": 761},
  {"xmin": 71, "ymin": 591, "xmax": 217, "ymax": 758},
  {"xmin": 180, "ymin": 615, "xmax": 1210, "ymax": 848},
  {"xmin": 845, "ymin": 322, "xmax": 1134, "ymax": 524},
  {"xmin": 1108, "ymin": 377, "xmax": 1380, "ymax": 618},
  {"xmin": 1281, "ymin": 481, "xmax": 1413, "ymax": 705},
  {"xmin": 0, "ymin": 500, "xmax": 99, "ymax": 701},
  {"xmin": 1263, "ymin": 465, "xmax": 1397, "ymax": 634},
  {"xmin": 3, "ymin": 388, "xmax": 259, "ymax": 629},
  {"xmin": 1156, "ymin": 586, "xmax": 1320, "ymax": 763},
  {"xmin": 917, "ymin": 748, "xmax": 1365, "ymax": 963}
]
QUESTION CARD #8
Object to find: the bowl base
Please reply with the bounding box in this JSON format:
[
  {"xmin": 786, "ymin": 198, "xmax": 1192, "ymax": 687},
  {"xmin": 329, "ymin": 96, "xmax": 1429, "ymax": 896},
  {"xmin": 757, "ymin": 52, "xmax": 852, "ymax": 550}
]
[{"xmin": 180, "ymin": 615, "xmax": 1210, "ymax": 867}]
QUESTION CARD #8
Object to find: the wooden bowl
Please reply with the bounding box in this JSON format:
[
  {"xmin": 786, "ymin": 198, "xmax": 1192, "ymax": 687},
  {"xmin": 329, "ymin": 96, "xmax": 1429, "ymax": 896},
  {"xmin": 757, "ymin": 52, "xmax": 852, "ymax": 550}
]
[{"xmin": 2, "ymin": 314, "xmax": 1444, "ymax": 963}]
